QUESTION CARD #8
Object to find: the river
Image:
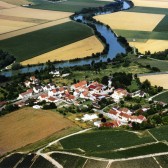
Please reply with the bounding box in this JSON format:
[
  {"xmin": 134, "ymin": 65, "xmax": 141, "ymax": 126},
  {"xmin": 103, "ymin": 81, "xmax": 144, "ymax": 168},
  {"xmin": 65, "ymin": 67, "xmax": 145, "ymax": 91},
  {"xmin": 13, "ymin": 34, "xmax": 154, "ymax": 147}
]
[{"xmin": 1, "ymin": 1, "xmax": 131, "ymax": 77}]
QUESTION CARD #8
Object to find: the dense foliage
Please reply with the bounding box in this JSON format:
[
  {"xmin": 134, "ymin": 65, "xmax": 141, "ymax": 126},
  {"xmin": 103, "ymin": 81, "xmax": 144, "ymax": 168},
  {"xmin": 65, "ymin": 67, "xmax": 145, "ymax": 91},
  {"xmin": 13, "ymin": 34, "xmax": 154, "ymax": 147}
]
[{"xmin": 0, "ymin": 50, "xmax": 15, "ymax": 69}]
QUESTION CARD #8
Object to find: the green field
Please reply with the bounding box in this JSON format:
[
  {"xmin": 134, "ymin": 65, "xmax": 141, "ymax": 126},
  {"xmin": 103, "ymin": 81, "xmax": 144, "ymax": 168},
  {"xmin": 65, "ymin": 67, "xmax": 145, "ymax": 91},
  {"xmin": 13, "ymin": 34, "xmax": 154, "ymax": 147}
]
[
  {"xmin": 50, "ymin": 153, "xmax": 86, "ymax": 168},
  {"xmin": 83, "ymin": 159, "xmax": 108, "ymax": 168},
  {"xmin": 114, "ymin": 30, "xmax": 168, "ymax": 41},
  {"xmin": 136, "ymin": 58, "xmax": 168, "ymax": 71},
  {"xmin": 153, "ymin": 91, "xmax": 168, "ymax": 103},
  {"xmin": 111, "ymin": 157, "xmax": 160, "ymax": 168},
  {"xmin": 0, "ymin": 21, "xmax": 93, "ymax": 62},
  {"xmin": 93, "ymin": 143, "xmax": 168, "ymax": 159},
  {"xmin": 150, "ymin": 125, "xmax": 168, "ymax": 141},
  {"xmin": 154, "ymin": 15, "xmax": 168, "ymax": 32},
  {"xmin": 155, "ymin": 155, "xmax": 168, "ymax": 168},
  {"xmin": 30, "ymin": 0, "xmax": 109, "ymax": 12},
  {"xmin": 59, "ymin": 129, "xmax": 155, "ymax": 158},
  {"xmin": 127, "ymin": 6, "xmax": 168, "ymax": 15}
]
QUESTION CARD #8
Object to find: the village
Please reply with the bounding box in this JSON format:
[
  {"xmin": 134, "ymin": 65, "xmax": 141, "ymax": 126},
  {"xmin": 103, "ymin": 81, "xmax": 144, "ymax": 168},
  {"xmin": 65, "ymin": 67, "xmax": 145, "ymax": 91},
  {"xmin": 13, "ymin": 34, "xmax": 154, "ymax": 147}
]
[{"xmin": 1, "ymin": 69, "xmax": 163, "ymax": 129}]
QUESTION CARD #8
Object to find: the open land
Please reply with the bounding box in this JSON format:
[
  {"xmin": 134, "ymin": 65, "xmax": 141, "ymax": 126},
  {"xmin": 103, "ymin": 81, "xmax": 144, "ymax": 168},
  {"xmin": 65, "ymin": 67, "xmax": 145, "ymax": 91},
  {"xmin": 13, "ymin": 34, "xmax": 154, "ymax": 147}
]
[
  {"xmin": 28, "ymin": 0, "xmax": 109, "ymax": 12},
  {"xmin": 1, "ymin": 0, "xmax": 33, "ymax": 6},
  {"xmin": 129, "ymin": 40, "xmax": 168, "ymax": 53},
  {"xmin": 152, "ymin": 91, "xmax": 168, "ymax": 103},
  {"xmin": 139, "ymin": 74, "xmax": 168, "ymax": 89},
  {"xmin": 0, "ymin": 21, "xmax": 94, "ymax": 62},
  {"xmin": 21, "ymin": 36, "xmax": 104, "ymax": 65},
  {"xmin": 0, "ymin": 1, "xmax": 72, "ymax": 36},
  {"xmin": 94, "ymin": 12, "xmax": 164, "ymax": 31},
  {"xmin": 0, "ymin": 107, "xmax": 75, "ymax": 155},
  {"xmin": 95, "ymin": 0, "xmax": 168, "ymax": 54},
  {"xmin": 131, "ymin": 0, "xmax": 168, "ymax": 8}
]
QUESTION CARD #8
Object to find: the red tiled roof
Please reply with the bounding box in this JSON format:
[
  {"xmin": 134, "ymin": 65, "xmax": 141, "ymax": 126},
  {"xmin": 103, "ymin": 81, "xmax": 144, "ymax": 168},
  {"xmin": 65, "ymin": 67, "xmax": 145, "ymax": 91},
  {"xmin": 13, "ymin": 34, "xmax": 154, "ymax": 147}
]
[
  {"xmin": 137, "ymin": 115, "xmax": 146, "ymax": 120},
  {"xmin": 48, "ymin": 97, "xmax": 57, "ymax": 102},
  {"xmin": 40, "ymin": 93, "xmax": 48, "ymax": 98},
  {"xmin": 109, "ymin": 109, "xmax": 118, "ymax": 115},
  {"xmin": 120, "ymin": 112, "xmax": 131, "ymax": 119},
  {"xmin": 74, "ymin": 80, "xmax": 87, "ymax": 88}
]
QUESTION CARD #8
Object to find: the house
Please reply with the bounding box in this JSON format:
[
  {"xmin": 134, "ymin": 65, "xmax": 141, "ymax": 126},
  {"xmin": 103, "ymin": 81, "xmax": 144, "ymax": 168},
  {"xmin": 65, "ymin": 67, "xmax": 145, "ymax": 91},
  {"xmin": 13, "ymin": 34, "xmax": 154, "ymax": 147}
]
[
  {"xmin": 17, "ymin": 89, "xmax": 33, "ymax": 100},
  {"xmin": 81, "ymin": 114, "xmax": 98, "ymax": 121},
  {"xmin": 119, "ymin": 107, "xmax": 132, "ymax": 115},
  {"xmin": 33, "ymin": 85, "xmax": 43, "ymax": 93},
  {"xmin": 112, "ymin": 88, "xmax": 128, "ymax": 102},
  {"xmin": 132, "ymin": 90, "xmax": 147, "ymax": 98},
  {"xmin": 80, "ymin": 90, "xmax": 90, "ymax": 99},
  {"xmin": 38, "ymin": 93, "xmax": 48, "ymax": 101},
  {"xmin": 15, "ymin": 101, "xmax": 25, "ymax": 107},
  {"xmin": 48, "ymin": 89, "xmax": 59, "ymax": 97},
  {"xmin": 108, "ymin": 109, "xmax": 119, "ymax": 120},
  {"xmin": 24, "ymin": 80, "xmax": 31, "ymax": 87},
  {"xmin": 49, "ymin": 70, "xmax": 60, "ymax": 77},
  {"xmin": 71, "ymin": 80, "xmax": 87, "ymax": 90},
  {"xmin": 47, "ymin": 96, "xmax": 58, "ymax": 103},
  {"xmin": 73, "ymin": 89, "xmax": 80, "ymax": 97},
  {"xmin": 94, "ymin": 121, "xmax": 102, "ymax": 127},
  {"xmin": 65, "ymin": 94, "xmax": 75, "ymax": 102}
]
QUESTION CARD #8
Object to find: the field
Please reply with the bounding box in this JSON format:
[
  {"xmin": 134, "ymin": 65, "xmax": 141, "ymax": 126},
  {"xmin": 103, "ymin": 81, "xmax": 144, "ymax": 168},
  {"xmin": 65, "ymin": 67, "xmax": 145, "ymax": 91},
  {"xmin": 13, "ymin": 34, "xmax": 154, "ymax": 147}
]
[
  {"xmin": 21, "ymin": 36, "xmax": 104, "ymax": 65},
  {"xmin": 150, "ymin": 125, "xmax": 168, "ymax": 141},
  {"xmin": 139, "ymin": 74, "xmax": 168, "ymax": 89},
  {"xmin": 50, "ymin": 153, "xmax": 86, "ymax": 168},
  {"xmin": 94, "ymin": 0, "xmax": 168, "ymax": 53},
  {"xmin": 0, "ymin": 21, "xmax": 94, "ymax": 62},
  {"xmin": 1, "ymin": 0, "xmax": 33, "ymax": 6},
  {"xmin": 0, "ymin": 1, "xmax": 72, "ymax": 37},
  {"xmin": 131, "ymin": 0, "xmax": 168, "ymax": 8},
  {"xmin": 136, "ymin": 58, "xmax": 168, "ymax": 71},
  {"xmin": 59, "ymin": 129, "xmax": 155, "ymax": 157},
  {"xmin": 29, "ymin": 0, "xmax": 109, "ymax": 12},
  {"xmin": 0, "ymin": 107, "xmax": 75, "ymax": 155},
  {"xmin": 153, "ymin": 91, "xmax": 168, "ymax": 103},
  {"xmin": 94, "ymin": 12, "xmax": 164, "ymax": 31},
  {"xmin": 110, "ymin": 157, "xmax": 161, "ymax": 168}
]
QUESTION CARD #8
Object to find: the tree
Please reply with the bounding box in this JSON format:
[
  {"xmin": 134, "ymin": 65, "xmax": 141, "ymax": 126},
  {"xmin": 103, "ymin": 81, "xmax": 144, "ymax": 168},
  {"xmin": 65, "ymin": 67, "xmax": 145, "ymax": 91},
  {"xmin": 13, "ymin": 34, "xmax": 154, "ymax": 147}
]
[
  {"xmin": 101, "ymin": 76, "xmax": 109, "ymax": 85},
  {"xmin": 101, "ymin": 117, "xmax": 106, "ymax": 123},
  {"xmin": 12, "ymin": 62, "xmax": 22, "ymax": 70}
]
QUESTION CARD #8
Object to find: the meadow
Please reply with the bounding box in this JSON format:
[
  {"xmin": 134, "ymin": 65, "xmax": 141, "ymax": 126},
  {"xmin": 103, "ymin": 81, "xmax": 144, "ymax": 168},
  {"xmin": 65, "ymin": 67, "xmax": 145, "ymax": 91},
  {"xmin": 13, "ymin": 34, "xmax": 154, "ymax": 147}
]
[
  {"xmin": 136, "ymin": 58, "xmax": 168, "ymax": 72},
  {"xmin": 153, "ymin": 91, "xmax": 168, "ymax": 103},
  {"xmin": 0, "ymin": 21, "xmax": 94, "ymax": 62},
  {"xmin": 0, "ymin": 107, "xmax": 75, "ymax": 155}
]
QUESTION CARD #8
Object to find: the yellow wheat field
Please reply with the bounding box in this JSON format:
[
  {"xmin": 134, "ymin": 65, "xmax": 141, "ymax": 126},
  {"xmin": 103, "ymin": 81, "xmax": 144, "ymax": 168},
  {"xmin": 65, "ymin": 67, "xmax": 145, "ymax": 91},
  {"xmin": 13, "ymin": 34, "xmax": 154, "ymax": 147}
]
[
  {"xmin": 139, "ymin": 74, "xmax": 168, "ymax": 89},
  {"xmin": 0, "ymin": 1, "xmax": 15, "ymax": 8},
  {"xmin": 1, "ymin": 0, "xmax": 32, "ymax": 6},
  {"xmin": 0, "ymin": 1, "xmax": 72, "ymax": 36},
  {"xmin": 132, "ymin": 0, "xmax": 168, "ymax": 8},
  {"xmin": 0, "ymin": 5, "xmax": 72, "ymax": 21},
  {"xmin": 21, "ymin": 36, "xmax": 104, "ymax": 65},
  {"xmin": 0, "ymin": 18, "xmax": 71, "ymax": 40},
  {"xmin": 0, "ymin": 19, "xmax": 37, "ymax": 34},
  {"xmin": 94, "ymin": 12, "xmax": 165, "ymax": 31},
  {"xmin": 129, "ymin": 40, "xmax": 168, "ymax": 54}
]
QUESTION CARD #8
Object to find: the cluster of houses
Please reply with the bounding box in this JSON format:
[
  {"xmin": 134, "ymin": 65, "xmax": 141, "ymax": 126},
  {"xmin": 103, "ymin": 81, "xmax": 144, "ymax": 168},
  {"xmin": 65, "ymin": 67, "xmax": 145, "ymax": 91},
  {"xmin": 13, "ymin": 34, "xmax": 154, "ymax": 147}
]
[{"xmin": 14, "ymin": 75, "xmax": 156, "ymax": 128}]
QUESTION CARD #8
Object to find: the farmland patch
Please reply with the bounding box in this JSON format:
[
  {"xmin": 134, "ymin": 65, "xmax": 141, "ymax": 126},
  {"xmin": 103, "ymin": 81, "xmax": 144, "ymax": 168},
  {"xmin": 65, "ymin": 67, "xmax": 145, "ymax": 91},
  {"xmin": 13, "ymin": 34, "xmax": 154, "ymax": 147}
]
[
  {"xmin": 94, "ymin": 12, "xmax": 164, "ymax": 31},
  {"xmin": 0, "ymin": 107, "xmax": 75, "ymax": 155},
  {"xmin": 110, "ymin": 157, "xmax": 160, "ymax": 168},
  {"xmin": 21, "ymin": 36, "xmax": 104, "ymax": 65},
  {"xmin": 51, "ymin": 153, "xmax": 86, "ymax": 168},
  {"xmin": 153, "ymin": 91, "xmax": 168, "ymax": 103},
  {"xmin": 139, "ymin": 74, "xmax": 168, "ymax": 89},
  {"xmin": 0, "ymin": 21, "xmax": 93, "ymax": 62}
]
